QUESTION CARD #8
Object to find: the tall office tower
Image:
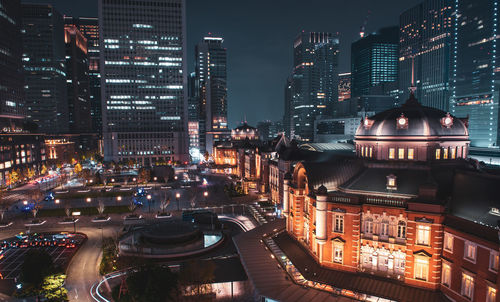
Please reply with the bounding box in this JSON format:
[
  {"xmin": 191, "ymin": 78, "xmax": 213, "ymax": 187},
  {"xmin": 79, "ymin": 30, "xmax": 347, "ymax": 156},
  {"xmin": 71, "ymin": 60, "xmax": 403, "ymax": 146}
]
[
  {"xmin": 99, "ymin": 0, "xmax": 188, "ymax": 165},
  {"xmin": 451, "ymin": 0, "xmax": 500, "ymax": 147},
  {"xmin": 187, "ymin": 72, "xmax": 199, "ymax": 150},
  {"xmin": 283, "ymin": 76, "xmax": 293, "ymax": 138},
  {"xmin": 0, "ymin": 0, "xmax": 24, "ymax": 128},
  {"xmin": 64, "ymin": 17, "xmax": 101, "ymax": 135},
  {"xmin": 290, "ymin": 32, "xmax": 339, "ymax": 142},
  {"xmin": 195, "ymin": 36, "xmax": 228, "ymax": 153},
  {"xmin": 22, "ymin": 4, "xmax": 68, "ymax": 134},
  {"xmin": 351, "ymin": 26, "xmax": 398, "ymax": 98},
  {"xmin": 64, "ymin": 25, "xmax": 92, "ymax": 134},
  {"xmin": 399, "ymin": 0, "xmax": 453, "ymax": 110},
  {"xmin": 338, "ymin": 72, "xmax": 351, "ymax": 102}
]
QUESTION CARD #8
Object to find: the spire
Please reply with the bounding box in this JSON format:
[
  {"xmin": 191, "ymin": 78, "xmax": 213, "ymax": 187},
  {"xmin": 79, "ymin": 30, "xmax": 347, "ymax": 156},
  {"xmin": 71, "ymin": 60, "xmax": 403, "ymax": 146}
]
[{"xmin": 409, "ymin": 56, "xmax": 417, "ymax": 96}]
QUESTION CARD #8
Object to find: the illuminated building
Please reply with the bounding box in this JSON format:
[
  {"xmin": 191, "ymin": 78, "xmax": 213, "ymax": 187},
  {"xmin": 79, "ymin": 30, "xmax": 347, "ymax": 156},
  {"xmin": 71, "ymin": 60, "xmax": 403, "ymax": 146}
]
[
  {"xmin": 313, "ymin": 116, "xmax": 361, "ymax": 142},
  {"xmin": 22, "ymin": 4, "xmax": 68, "ymax": 134},
  {"xmin": 451, "ymin": 0, "xmax": 500, "ymax": 147},
  {"xmin": 195, "ymin": 36, "xmax": 228, "ymax": 153},
  {"xmin": 45, "ymin": 138, "xmax": 75, "ymax": 165},
  {"xmin": 399, "ymin": 0, "xmax": 453, "ymax": 111},
  {"xmin": 99, "ymin": 0, "xmax": 189, "ymax": 165},
  {"xmin": 0, "ymin": 0, "xmax": 24, "ymax": 126},
  {"xmin": 231, "ymin": 122, "xmax": 259, "ymax": 141},
  {"xmin": 289, "ymin": 32, "xmax": 340, "ymax": 142},
  {"xmin": 281, "ymin": 93, "xmax": 500, "ymax": 301},
  {"xmin": 351, "ymin": 26, "xmax": 398, "ymax": 98},
  {"xmin": 64, "ymin": 25, "xmax": 92, "ymax": 134},
  {"xmin": 64, "ymin": 16, "xmax": 102, "ymax": 135},
  {"xmin": 338, "ymin": 72, "xmax": 351, "ymax": 102}
]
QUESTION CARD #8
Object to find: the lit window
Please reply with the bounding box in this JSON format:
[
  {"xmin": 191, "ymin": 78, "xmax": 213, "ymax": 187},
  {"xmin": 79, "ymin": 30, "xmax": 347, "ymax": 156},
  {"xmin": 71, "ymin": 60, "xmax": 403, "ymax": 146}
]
[
  {"xmin": 443, "ymin": 148, "xmax": 449, "ymax": 159},
  {"xmin": 369, "ymin": 147, "xmax": 373, "ymax": 158},
  {"xmin": 389, "ymin": 148, "xmax": 395, "ymax": 159},
  {"xmin": 487, "ymin": 286, "xmax": 497, "ymax": 302},
  {"xmin": 397, "ymin": 221, "xmax": 406, "ymax": 239},
  {"xmin": 442, "ymin": 262, "xmax": 451, "ymax": 287},
  {"xmin": 398, "ymin": 148, "xmax": 405, "ymax": 159},
  {"xmin": 464, "ymin": 241, "xmax": 476, "ymax": 262},
  {"xmin": 387, "ymin": 174, "xmax": 397, "ymax": 190},
  {"xmin": 490, "ymin": 251, "xmax": 499, "ymax": 272},
  {"xmin": 361, "ymin": 146, "xmax": 364, "ymax": 157},
  {"xmin": 333, "ymin": 243, "xmax": 343, "ymax": 264},
  {"xmin": 444, "ymin": 233, "xmax": 453, "ymax": 252},
  {"xmin": 435, "ymin": 148, "xmax": 441, "ymax": 159},
  {"xmin": 416, "ymin": 225, "xmax": 430, "ymax": 246},
  {"xmin": 451, "ymin": 147, "xmax": 456, "ymax": 159},
  {"xmin": 334, "ymin": 214, "xmax": 344, "ymax": 233},
  {"xmin": 461, "ymin": 272, "xmax": 474, "ymax": 299},
  {"xmin": 415, "ymin": 257, "xmax": 429, "ymax": 281},
  {"xmin": 408, "ymin": 148, "xmax": 414, "ymax": 160}
]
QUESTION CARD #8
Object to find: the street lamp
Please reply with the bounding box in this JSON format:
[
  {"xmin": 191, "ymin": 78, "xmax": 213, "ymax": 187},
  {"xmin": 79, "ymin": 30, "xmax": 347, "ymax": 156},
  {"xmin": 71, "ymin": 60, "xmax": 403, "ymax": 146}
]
[
  {"xmin": 116, "ymin": 195, "xmax": 122, "ymax": 206},
  {"xmin": 86, "ymin": 197, "xmax": 91, "ymax": 216},
  {"xmin": 204, "ymin": 191, "xmax": 208, "ymax": 205},
  {"xmin": 147, "ymin": 194, "xmax": 152, "ymax": 213},
  {"xmin": 175, "ymin": 192, "xmax": 181, "ymax": 211},
  {"xmin": 55, "ymin": 199, "xmax": 60, "ymax": 204},
  {"xmin": 23, "ymin": 200, "xmax": 28, "ymax": 206}
]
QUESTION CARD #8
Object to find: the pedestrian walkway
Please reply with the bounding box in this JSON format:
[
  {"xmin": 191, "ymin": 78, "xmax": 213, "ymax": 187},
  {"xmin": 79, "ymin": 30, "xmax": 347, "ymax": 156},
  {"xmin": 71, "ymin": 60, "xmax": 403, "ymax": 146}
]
[{"xmin": 233, "ymin": 219, "xmax": 353, "ymax": 302}]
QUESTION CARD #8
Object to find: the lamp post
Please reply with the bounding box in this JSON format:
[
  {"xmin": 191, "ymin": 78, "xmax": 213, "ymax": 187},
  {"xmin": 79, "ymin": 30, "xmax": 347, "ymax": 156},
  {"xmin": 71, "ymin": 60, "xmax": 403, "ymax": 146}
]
[
  {"xmin": 204, "ymin": 191, "xmax": 208, "ymax": 205},
  {"xmin": 147, "ymin": 194, "xmax": 152, "ymax": 213},
  {"xmin": 176, "ymin": 192, "xmax": 180, "ymax": 211},
  {"xmin": 116, "ymin": 196, "xmax": 122, "ymax": 207},
  {"xmin": 86, "ymin": 197, "xmax": 91, "ymax": 216},
  {"xmin": 153, "ymin": 177, "xmax": 157, "ymax": 190}
]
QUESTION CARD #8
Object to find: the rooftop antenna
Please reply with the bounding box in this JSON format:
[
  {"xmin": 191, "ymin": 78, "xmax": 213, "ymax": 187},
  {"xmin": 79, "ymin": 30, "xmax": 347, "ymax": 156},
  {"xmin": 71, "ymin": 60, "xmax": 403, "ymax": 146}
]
[
  {"xmin": 359, "ymin": 10, "xmax": 371, "ymax": 38},
  {"xmin": 409, "ymin": 56, "xmax": 417, "ymax": 95}
]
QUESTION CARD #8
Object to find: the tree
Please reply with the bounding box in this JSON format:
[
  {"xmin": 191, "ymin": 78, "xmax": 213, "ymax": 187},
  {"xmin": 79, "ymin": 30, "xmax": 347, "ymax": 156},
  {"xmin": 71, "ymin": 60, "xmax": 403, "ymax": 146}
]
[
  {"xmin": 27, "ymin": 167, "xmax": 36, "ymax": 179},
  {"xmin": 74, "ymin": 163, "xmax": 82, "ymax": 175},
  {"xmin": 138, "ymin": 168, "xmax": 151, "ymax": 184},
  {"xmin": 0, "ymin": 191, "xmax": 8, "ymax": 222},
  {"xmin": 40, "ymin": 274, "xmax": 68, "ymax": 302},
  {"xmin": 179, "ymin": 260, "xmax": 215, "ymax": 297},
  {"xmin": 160, "ymin": 196, "xmax": 170, "ymax": 213},
  {"xmin": 97, "ymin": 200, "xmax": 106, "ymax": 217},
  {"xmin": 9, "ymin": 169, "xmax": 20, "ymax": 185},
  {"xmin": 79, "ymin": 168, "xmax": 92, "ymax": 183},
  {"xmin": 41, "ymin": 164, "xmax": 48, "ymax": 175},
  {"xmin": 125, "ymin": 264, "xmax": 178, "ymax": 302},
  {"xmin": 20, "ymin": 249, "xmax": 54, "ymax": 286}
]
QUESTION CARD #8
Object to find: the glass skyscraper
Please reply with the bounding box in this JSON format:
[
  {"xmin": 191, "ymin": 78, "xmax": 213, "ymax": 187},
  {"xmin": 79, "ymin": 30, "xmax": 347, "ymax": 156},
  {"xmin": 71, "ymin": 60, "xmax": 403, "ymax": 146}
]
[
  {"xmin": 99, "ymin": 0, "xmax": 188, "ymax": 164},
  {"xmin": 351, "ymin": 26, "xmax": 399, "ymax": 98},
  {"xmin": 451, "ymin": 0, "xmax": 500, "ymax": 147},
  {"xmin": 399, "ymin": 0, "xmax": 453, "ymax": 111},
  {"xmin": 22, "ymin": 4, "xmax": 68, "ymax": 134},
  {"xmin": 290, "ymin": 32, "xmax": 339, "ymax": 142},
  {"xmin": 0, "ymin": 0, "xmax": 24, "ymax": 127},
  {"xmin": 64, "ymin": 16, "xmax": 102, "ymax": 135},
  {"xmin": 194, "ymin": 36, "xmax": 228, "ymax": 153}
]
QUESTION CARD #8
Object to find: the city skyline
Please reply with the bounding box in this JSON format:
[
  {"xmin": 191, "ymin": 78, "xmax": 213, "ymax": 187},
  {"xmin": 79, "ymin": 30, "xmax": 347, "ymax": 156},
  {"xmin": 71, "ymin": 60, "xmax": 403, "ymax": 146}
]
[{"xmin": 20, "ymin": 0, "xmax": 422, "ymax": 128}]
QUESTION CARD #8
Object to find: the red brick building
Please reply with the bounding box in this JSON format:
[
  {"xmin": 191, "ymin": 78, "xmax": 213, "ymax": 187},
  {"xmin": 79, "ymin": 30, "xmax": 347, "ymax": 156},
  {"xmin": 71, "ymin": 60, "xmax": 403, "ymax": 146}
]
[{"xmin": 284, "ymin": 94, "xmax": 500, "ymax": 301}]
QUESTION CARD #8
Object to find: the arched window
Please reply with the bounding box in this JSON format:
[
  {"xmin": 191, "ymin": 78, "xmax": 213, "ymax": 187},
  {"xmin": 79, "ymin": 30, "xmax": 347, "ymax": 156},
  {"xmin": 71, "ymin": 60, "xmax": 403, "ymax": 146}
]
[
  {"xmin": 365, "ymin": 217, "xmax": 373, "ymax": 234},
  {"xmin": 381, "ymin": 220, "xmax": 389, "ymax": 236},
  {"xmin": 397, "ymin": 221, "xmax": 406, "ymax": 239}
]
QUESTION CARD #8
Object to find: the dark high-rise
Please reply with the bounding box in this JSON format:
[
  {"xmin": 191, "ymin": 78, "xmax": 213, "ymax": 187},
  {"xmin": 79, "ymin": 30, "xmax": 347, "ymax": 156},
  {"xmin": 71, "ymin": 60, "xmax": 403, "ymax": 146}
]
[
  {"xmin": 22, "ymin": 4, "xmax": 68, "ymax": 134},
  {"xmin": 290, "ymin": 32, "xmax": 339, "ymax": 142},
  {"xmin": 64, "ymin": 17, "xmax": 101, "ymax": 135},
  {"xmin": 195, "ymin": 36, "xmax": 227, "ymax": 153},
  {"xmin": 99, "ymin": 0, "xmax": 188, "ymax": 164},
  {"xmin": 338, "ymin": 72, "xmax": 351, "ymax": 102},
  {"xmin": 451, "ymin": 0, "xmax": 500, "ymax": 147},
  {"xmin": 0, "ymin": 0, "xmax": 24, "ymax": 127},
  {"xmin": 351, "ymin": 26, "xmax": 398, "ymax": 98},
  {"xmin": 399, "ymin": 0, "xmax": 453, "ymax": 111},
  {"xmin": 64, "ymin": 25, "xmax": 92, "ymax": 134}
]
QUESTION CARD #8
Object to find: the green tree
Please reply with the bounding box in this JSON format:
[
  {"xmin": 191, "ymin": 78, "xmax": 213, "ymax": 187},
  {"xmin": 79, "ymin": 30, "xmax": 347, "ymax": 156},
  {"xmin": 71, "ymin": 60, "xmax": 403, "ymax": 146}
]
[
  {"xmin": 20, "ymin": 249, "xmax": 54, "ymax": 286},
  {"xmin": 40, "ymin": 274, "xmax": 68, "ymax": 301}
]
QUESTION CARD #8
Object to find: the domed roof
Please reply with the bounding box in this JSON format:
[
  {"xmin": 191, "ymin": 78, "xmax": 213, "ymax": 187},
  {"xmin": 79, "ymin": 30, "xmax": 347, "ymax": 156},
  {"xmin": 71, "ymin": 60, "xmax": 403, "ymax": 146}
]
[
  {"xmin": 355, "ymin": 93, "xmax": 468, "ymax": 139},
  {"xmin": 234, "ymin": 122, "xmax": 257, "ymax": 132}
]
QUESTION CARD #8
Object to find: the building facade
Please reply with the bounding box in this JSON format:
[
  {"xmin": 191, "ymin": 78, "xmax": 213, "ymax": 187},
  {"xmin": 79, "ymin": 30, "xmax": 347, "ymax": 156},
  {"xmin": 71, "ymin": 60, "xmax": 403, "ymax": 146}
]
[
  {"xmin": 284, "ymin": 93, "xmax": 500, "ymax": 301},
  {"xmin": 399, "ymin": 0, "xmax": 453, "ymax": 111},
  {"xmin": 99, "ymin": 0, "xmax": 189, "ymax": 165},
  {"xmin": 451, "ymin": 0, "xmax": 500, "ymax": 147},
  {"xmin": 194, "ymin": 36, "xmax": 228, "ymax": 153},
  {"xmin": 289, "ymin": 32, "xmax": 340, "ymax": 142},
  {"xmin": 64, "ymin": 16, "xmax": 102, "ymax": 135},
  {"xmin": 22, "ymin": 4, "xmax": 68, "ymax": 134},
  {"xmin": 64, "ymin": 25, "xmax": 92, "ymax": 134},
  {"xmin": 338, "ymin": 72, "xmax": 351, "ymax": 102}
]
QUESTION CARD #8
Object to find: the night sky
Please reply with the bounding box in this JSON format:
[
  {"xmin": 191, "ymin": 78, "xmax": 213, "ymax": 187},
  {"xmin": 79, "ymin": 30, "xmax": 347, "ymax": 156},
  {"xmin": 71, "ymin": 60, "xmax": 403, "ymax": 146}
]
[{"xmin": 24, "ymin": 0, "xmax": 421, "ymax": 128}]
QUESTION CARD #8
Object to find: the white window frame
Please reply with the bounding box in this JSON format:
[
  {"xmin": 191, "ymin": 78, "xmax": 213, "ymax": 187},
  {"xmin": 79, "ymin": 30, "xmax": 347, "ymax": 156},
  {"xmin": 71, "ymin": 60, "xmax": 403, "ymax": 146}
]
[
  {"xmin": 334, "ymin": 214, "xmax": 344, "ymax": 233},
  {"xmin": 416, "ymin": 224, "xmax": 430, "ymax": 246},
  {"xmin": 442, "ymin": 262, "xmax": 451, "ymax": 287},
  {"xmin": 489, "ymin": 251, "xmax": 499, "ymax": 272},
  {"xmin": 333, "ymin": 243, "xmax": 343, "ymax": 264},
  {"xmin": 461, "ymin": 272, "xmax": 474, "ymax": 299},
  {"xmin": 381, "ymin": 220, "xmax": 389, "ymax": 236},
  {"xmin": 444, "ymin": 232, "xmax": 453, "ymax": 253},
  {"xmin": 414, "ymin": 257, "xmax": 429, "ymax": 281},
  {"xmin": 464, "ymin": 241, "xmax": 477, "ymax": 263},
  {"xmin": 365, "ymin": 218, "xmax": 373, "ymax": 234},
  {"xmin": 397, "ymin": 221, "xmax": 406, "ymax": 239}
]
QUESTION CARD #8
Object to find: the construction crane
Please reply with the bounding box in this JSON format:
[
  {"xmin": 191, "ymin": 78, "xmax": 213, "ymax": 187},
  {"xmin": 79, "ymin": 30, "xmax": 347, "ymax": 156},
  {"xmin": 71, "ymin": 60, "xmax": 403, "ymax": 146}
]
[{"xmin": 359, "ymin": 10, "xmax": 372, "ymax": 38}]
